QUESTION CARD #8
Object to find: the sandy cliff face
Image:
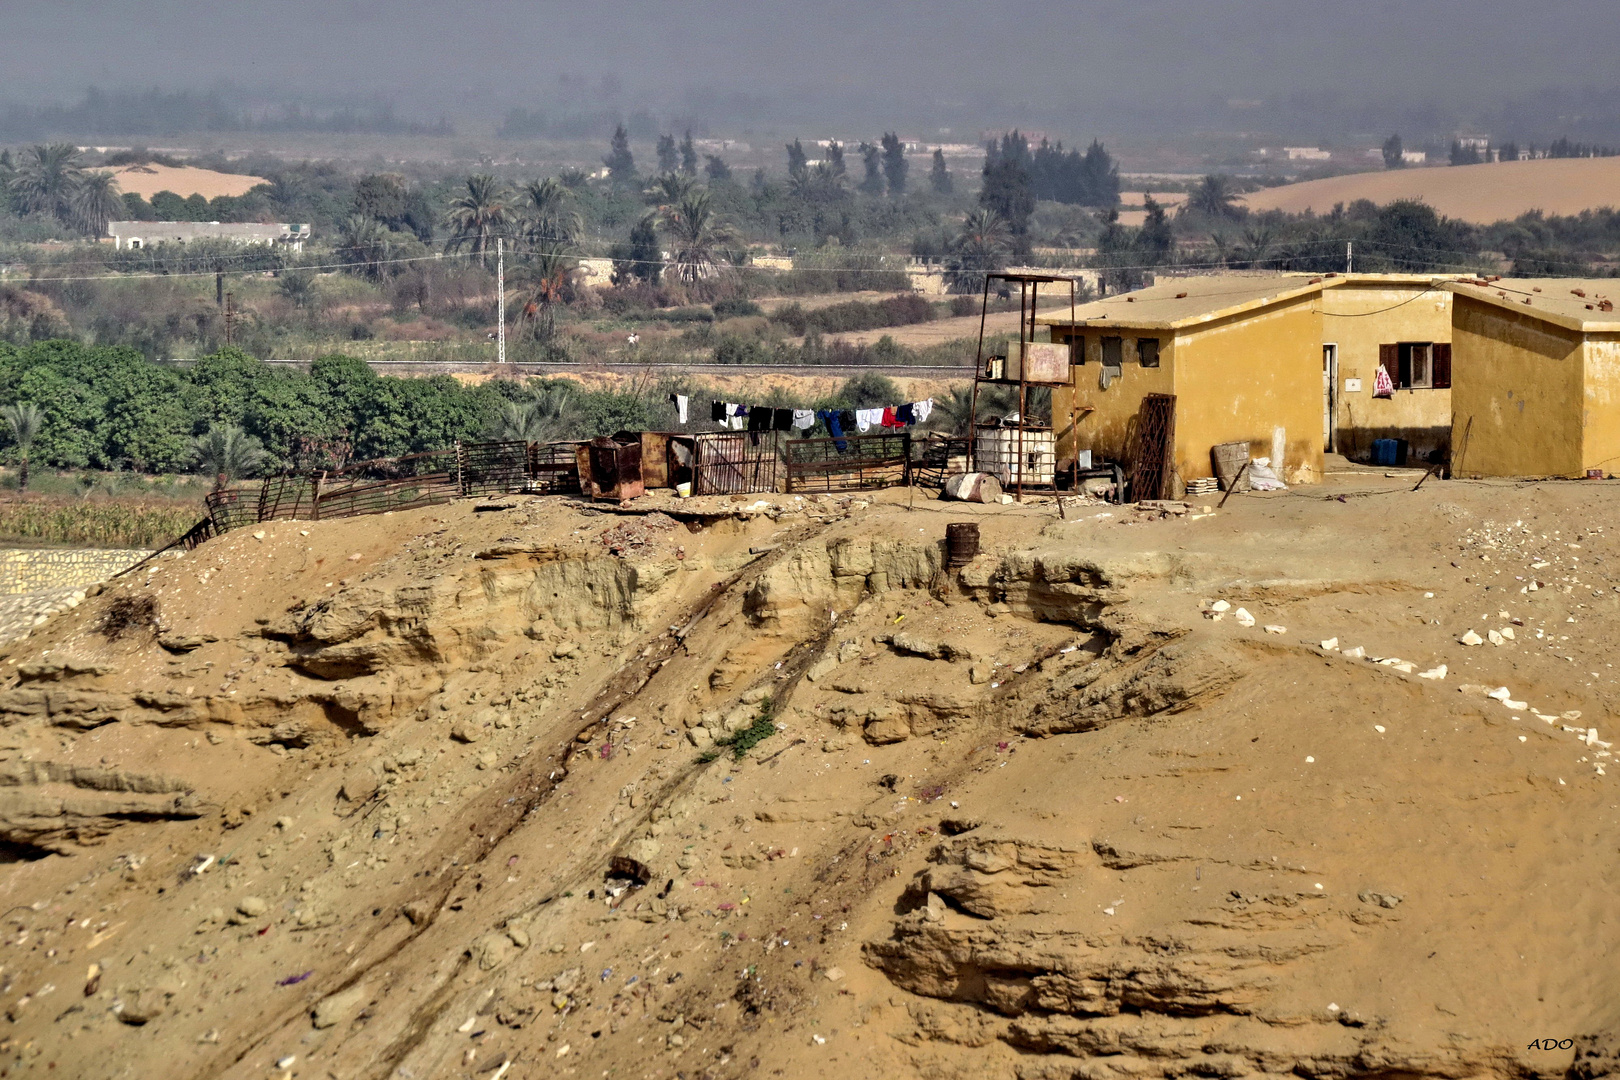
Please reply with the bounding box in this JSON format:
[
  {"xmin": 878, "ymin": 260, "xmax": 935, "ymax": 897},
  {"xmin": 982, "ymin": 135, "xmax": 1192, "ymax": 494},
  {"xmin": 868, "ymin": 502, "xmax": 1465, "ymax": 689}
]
[{"xmin": 0, "ymin": 483, "xmax": 1613, "ymax": 1080}]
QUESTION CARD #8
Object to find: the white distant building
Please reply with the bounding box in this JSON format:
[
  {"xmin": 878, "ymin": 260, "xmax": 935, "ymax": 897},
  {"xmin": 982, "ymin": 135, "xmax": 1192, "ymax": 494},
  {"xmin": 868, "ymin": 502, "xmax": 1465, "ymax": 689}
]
[
  {"xmin": 1402, "ymin": 149, "xmax": 1427, "ymax": 164},
  {"xmin": 107, "ymin": 221, "xmax": 309, "ymax": 251},
  {"xmin": 1283, "ymin": 147, "xmax": 1332, "ymax": 161}
]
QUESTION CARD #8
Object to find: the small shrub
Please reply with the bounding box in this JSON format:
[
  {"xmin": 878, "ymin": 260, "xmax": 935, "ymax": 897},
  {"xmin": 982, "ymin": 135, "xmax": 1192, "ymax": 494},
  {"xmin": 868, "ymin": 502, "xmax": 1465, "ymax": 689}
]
[
  {"xmin": 97, "ymin": 595, "xmax": 158, "ymax": 641},
  {"xmin": 712, "ymin": 297, "xmax": 764, "ymax": 319}
]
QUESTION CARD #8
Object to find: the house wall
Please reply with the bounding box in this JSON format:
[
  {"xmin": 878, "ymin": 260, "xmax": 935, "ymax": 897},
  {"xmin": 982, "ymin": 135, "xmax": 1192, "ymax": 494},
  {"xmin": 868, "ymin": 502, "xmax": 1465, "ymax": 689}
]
[
  {"xmin": 1051, "ymin": 292, "xmax": 1323, "ymax": 488},
  {"xmin": 1581, "ymin": 335, "xmax": 1620, "ymax": 472},
  {"xmin": 1320, "ymin": 279, "xmax": 1453, "ymax": 462},
  {"xmin": 1171, "ymin": 295, "xmax": 1324, "ymax": 484},
  {"xmin": 1449, "ymin": 296, "xmax": 1586, "ymax": 477},
  {"xmin": 1050, "ymin": 331, "xmax": 1173, "ymax": 472}
]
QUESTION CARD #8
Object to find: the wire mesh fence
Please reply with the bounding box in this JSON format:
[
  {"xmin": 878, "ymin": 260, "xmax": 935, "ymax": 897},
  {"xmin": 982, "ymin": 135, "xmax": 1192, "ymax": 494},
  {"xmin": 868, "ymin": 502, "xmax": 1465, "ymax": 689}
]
[{"xmin": 784, "ymin": 432, "xmax": 911, "ymax": 493}]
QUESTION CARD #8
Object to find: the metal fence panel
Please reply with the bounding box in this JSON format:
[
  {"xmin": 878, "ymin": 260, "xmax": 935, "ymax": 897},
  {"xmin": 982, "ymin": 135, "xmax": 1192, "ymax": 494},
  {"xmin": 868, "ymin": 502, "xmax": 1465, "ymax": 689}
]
[{"xmin": 784, "ymin": 432, "xmax": 910, "ymax": 493}]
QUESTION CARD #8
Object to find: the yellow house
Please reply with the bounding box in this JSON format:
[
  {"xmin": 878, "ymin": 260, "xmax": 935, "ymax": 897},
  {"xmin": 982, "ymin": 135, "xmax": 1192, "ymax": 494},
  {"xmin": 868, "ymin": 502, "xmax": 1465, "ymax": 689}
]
[
  {"xmin": 1320, "ymin": 274, "xmax": 1455, "ymax": 463},
  {"xmin": 1444, "ymin": 278, "xmax": 1620, "ymax": 478},
  {"xmin": 1039, "ymin": 273, "xmax": 1458, "ymax": 492}
]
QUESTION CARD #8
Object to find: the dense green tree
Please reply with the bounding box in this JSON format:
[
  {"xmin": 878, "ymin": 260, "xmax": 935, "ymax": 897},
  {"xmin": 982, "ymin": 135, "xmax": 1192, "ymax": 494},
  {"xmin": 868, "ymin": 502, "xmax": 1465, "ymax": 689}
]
[
  {"xmin": 656, "ymin": 134, "xmax": 679, "ymax": 174},
  {"xmin": 119, "ymin": 191, "xmax": 153, "ymax": 220},
  {"xmin": 679, "ymin": 130, "xmax": 698, "ymax": 175},
  {"xmin": 704, "ymin": 155, "xmax": 732, "ymax": 182},
  {"xmin": 604, "ymin": 125, "xmax": 636, "ymax": 185},
  {"xmin": 1382, "ymin": 134, "xmax": 1405, "ymax": 169},
  {"xmin": 611, "ymin": 212, "xmax": 663, "ymax": 284},
  {"xmin": 150, "ymin": 190, "xmax": 187, "ymax": 220},
  {"xmin": 929, "ymin": 149, "xmax": 953, "ymax": 195},
  {"xmin": 183, "ymin": 193, "xmax": 210, "ymax": 220},
  {"xmin": 517, "ymin": 177, "xmax": 581, "ymax": 247},
  {"xmin": 979, "ymin": 146, "xmax": 1034, "ymax": 257},
  {"xmin": 880, "ymin": 133, "xmax": 908, "ymax": 196},
  {"xmin": 785, "ymin": 139, "xmax": 809, "ymax": 182},
  {"xmin": 857, "ymin": 142, "xmax": 884, "ymax": 195},
  {"xmin": 1137, "ymin": 195, "xmax": 1175, "ymax": 266}
]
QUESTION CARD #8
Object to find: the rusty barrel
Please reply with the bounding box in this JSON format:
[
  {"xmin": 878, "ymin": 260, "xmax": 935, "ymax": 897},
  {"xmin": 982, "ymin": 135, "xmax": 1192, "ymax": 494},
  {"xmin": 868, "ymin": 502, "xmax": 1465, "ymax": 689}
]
[{"xmin": 946, "ymin": 522, "xmax": 980, "ymax": 568}]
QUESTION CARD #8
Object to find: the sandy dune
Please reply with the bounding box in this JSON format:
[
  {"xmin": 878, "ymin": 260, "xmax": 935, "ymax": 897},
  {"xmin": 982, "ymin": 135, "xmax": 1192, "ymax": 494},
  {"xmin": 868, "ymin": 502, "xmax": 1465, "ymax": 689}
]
[
  {"xmin": 107, "ymin": 163, "xmax": 268, "ymax": 200},
  {"xmin": 1241, "ymin": 156, "xmax": 1620, "ymax": 223}
]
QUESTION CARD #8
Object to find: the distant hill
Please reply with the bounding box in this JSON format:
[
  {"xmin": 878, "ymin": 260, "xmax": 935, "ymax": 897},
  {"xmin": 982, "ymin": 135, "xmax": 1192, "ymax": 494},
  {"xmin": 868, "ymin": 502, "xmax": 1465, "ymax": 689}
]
[
  {"xmin": 1240, "ymin": 156, "xmax": 1620, "ymax": 224},
  {"xmin": 110, "ymin": 164, "xmax": 267, "ymax": 200}
]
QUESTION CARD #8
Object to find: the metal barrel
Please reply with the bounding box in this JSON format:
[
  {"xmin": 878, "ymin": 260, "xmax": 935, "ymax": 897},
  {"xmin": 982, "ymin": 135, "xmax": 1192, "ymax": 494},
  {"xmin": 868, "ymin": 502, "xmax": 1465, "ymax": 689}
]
[{"xmin": 945, "ymin": 522, "xmax": 980, "ymax": 568}]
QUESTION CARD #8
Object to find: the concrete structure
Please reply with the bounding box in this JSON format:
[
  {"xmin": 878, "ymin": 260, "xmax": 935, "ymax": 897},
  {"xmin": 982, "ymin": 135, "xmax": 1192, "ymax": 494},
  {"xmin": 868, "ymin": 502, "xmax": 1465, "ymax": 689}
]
[
  {"xmin": 1320, "ymin": 274, "xmax": 1455, "ymax": 463},
  {"xmin": 1443, "ymin": 278, "xmax": 1620, "ymax": 478},
  {"xmin": 0, "ymin": 548, "xmax": 151, "ymax": 596},
  {"xmin": 1037, "ymin": 273, "xmax": 1460, "ymax": 492},
  {"xmin": 107, "ymin": 221, "xmax": 309, "ymax": 251}
]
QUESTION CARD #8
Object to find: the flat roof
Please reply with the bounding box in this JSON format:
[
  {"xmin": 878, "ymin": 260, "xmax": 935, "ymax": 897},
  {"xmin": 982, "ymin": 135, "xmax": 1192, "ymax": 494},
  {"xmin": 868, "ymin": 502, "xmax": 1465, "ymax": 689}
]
[
  {"xmin": 1444, "ymin": 278, "xmax": 1620, "ymax": 334},
  {"xmin": 1035, "ymin": 274, "xmax": 1330, "ymax": 331}
]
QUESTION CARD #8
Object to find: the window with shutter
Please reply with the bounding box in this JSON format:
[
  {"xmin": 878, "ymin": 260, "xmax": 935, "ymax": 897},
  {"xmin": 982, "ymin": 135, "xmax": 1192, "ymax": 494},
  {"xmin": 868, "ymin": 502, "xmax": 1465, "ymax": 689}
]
[
  {"xmin": 1379, "ymin": 344, "xmax": 1398, "ymax": 386},
  {"xmin": 1432, "ymin": 342, "xmax": 1452, "ymax": 388},
  {"xmin": 1137, "ymin": 338, "xmax": 1160, "ymax": 367}
]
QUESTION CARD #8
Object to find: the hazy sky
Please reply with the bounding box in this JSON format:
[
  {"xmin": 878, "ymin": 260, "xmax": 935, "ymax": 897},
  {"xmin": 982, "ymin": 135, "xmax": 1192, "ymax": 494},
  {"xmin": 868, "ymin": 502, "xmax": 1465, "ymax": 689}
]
[{"xmin": 5, "ymin": 1, "xmax": 1618, "ymax": 139}]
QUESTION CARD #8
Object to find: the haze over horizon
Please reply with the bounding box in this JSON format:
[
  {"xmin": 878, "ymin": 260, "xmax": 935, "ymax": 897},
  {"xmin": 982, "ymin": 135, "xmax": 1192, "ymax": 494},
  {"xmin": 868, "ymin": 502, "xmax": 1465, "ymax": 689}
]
[{"xmin": 4, "ymin": 0, "xmax": 1620, "ymax": 145}]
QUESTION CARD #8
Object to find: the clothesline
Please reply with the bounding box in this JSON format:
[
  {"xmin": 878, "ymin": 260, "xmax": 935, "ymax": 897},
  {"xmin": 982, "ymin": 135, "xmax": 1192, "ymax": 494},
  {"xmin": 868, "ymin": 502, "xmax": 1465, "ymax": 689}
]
[{"xmin": 667, "ymin": 394, "xmax": 935, "ymax": 439}]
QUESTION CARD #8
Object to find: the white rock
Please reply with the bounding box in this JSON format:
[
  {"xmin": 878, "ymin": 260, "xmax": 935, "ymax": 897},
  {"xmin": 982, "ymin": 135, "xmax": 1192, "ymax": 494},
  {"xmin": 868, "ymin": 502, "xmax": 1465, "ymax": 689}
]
[
  {"xmin": 1460, "ymin": 630, "xmax": 1484, "ymax": 646},
  {"xmin": 1501, "ymin": 626, "xmax": 1516, "ymax": 640},
  {"xmin": 1487, "ymin": 686, "xmax": 1512, "ymax": 702},
  {"xmin": 1502, "ymin": 699, "xmax": 1527, "ymax": 711},
  {"xmin": 1210, "ymin": 600, "xmax": 1230, "ymax": 613},
  {"xmin": 1234, "ymin": 608, "xmax": 1256, "ymax": 628},
  {"xmin": 1417, "ymin": 664, "xmax": 1448, "ymax": 680},
  {"xmin": 1342, "ymin": 646, "xmax": 1365, "ymax": 659},
  {"xmin": 1487, "ymin": 630, "xmax": 1504, "ymax": 646},
  {"xmin": 1320, "ymin": 637, "xmax": 1339, "ymax": 650},
  {"xmin": 1263, "ymin": 624, "xmax": 1286, "ymax": 635}
]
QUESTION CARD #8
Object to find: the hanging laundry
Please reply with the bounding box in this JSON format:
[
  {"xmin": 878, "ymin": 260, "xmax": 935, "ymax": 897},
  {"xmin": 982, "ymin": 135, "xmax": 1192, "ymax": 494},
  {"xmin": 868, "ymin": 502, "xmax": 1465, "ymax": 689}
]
[
  {"xmin": 840, "ymin": 409, "xmax": 856, "ymax": 435},
  {"xmin": 914, "ymin": 398, "xmax": 933, "ymax": 423},
  {"xmin": 1373, "ymin": 366, "xmax": 1394, "ymax": 399},
  {"xmin": 711, "ymin": 400, "xmax": 726, "ymax": 423},
  {"xmin": 855, "ymin": 409, "xmax": 874, "ymax": 433},
  {"xmin": 772, "ymin": 407, "xmax": 793, "ymax": 432},
  {"xmin": 791, "ymin": 408, "xmax": 815, "ymax": 430},
  {"xmin": 747, "ymin": 408, "xmax": 770, "ymax": 432},
  {"xmin": 896, "ymin": 403, "xmax": 915, "ymax": 426},
  {"xmin": 670, "ymin": 394, "xmax": 689, "ymax": 424},
  {"xmin": 816, "ymin": 409, "xmax": 848, "ymax": 451},
  {"xmin": 881, "ymin": 406, "xmax": 898, "ymax": 428}
]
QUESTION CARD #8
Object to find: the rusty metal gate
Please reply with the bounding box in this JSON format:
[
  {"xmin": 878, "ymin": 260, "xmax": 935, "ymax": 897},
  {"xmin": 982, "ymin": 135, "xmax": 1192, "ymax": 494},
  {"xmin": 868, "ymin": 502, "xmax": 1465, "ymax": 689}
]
[
  {"xmin": 693, "ymin": 431, "xmax": 780, "ymax": 495},
  {"xmin": 1131, "ymin": 393, "xmax": 1176, "ymax": 502}
]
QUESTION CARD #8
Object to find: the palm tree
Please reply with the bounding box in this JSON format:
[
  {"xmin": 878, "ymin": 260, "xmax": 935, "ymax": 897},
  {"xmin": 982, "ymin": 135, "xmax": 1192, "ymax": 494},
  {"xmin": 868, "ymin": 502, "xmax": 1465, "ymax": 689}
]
[
  {"xmin": 444, "ymin": 174, "xmax": 509, "ymax": 267},
  {"xmin": 516, "ymin": 177, "xmax": 581, "ymax": 250},
  {"xmin": 337, "ymin": 214, "xmax": 390, "ymax": 280},
  {"xmin": 194, "ymin": 424, "xmax": 266, "ymax": 491},
  {"xmin": 944, "ymin": 208, "xmax": 1010, "ymax": 294},
  {"xmin": 1186, "ymin": 174, "xmax": 1243, "ymax": 221},
  {"xmin": 1, "ymin": 403, "xmax": 43, "ymax": 492},
  {"xmin": 643, "ymin": 171, "xmax": 696, "ymax": 210},
  {"xmin": 71, "ymin": 170, "xmax": 125, "ymax": 237},
  {"xmin": 488, "ymin": 384, "xmax": 574, "ymax": 442},
  {"xmin": 512, "ymin": 244, "xmax": 575, "ymax": 342},
  {"xmin": 10, "ymin": 144, "xmax": 85, "ymax": 222},
  {"xmin": 660, "ymin": 189, "xmax": 739, "ymax": 286}
]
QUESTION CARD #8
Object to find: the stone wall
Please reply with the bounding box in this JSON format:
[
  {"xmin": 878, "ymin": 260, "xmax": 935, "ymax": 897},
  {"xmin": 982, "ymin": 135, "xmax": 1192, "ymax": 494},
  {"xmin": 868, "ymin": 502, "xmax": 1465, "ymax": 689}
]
[{"xmin": 0, "ymin": 549, "xmax": 152, "ymax": 597}]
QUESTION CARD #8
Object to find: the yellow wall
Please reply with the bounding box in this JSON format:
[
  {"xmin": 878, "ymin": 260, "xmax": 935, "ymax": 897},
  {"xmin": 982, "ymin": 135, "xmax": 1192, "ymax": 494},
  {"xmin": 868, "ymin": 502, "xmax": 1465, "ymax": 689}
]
[
  {"xmin": 1319, "ymin": 279, "xmax": 1453, "ymax": 461},
  {"xmin": 1172, "ymin": 296, "xmax": 1325, "ymax": 484},
  {"xmin": 1053, "ymin": 292, "xmax": 1324, "ymax": 488},
  {"xmin": 1581, "ymin": 335, "xmax": 1620, "ymax": 473},
  {"xmin": 1449, "ymin": 296, "xmax": 1586, "ymax": 477},
  {"xmin": 1051, "ymin": 331, "xmax": 1173, "ymax": 473}
]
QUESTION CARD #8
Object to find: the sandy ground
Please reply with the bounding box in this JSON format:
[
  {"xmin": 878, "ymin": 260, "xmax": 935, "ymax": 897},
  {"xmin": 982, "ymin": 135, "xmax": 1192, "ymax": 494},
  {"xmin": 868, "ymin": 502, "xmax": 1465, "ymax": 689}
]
[
  {"xmin": 1241, "ymin": 156, "xmax": 1620, "ymax": 223},
  {"xmin": 0, "ymin": 466, "xmax": 1617, "ymax": 1078},
  {"xmin": 108, "ymin": 164, "xmax": 269, "ymax": 200}
]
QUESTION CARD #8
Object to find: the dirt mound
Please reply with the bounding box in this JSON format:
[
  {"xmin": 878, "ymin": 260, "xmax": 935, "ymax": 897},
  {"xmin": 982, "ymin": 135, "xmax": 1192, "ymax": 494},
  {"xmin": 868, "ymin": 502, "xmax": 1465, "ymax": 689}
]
[{"xmin": 0, "ymin": 473, "xmax": 1614, "ymax": 1079}]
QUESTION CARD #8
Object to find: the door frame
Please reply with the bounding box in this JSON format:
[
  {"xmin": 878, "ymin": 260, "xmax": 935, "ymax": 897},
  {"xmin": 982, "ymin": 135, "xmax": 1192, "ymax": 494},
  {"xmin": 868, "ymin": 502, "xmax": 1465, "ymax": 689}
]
[{"xmin": 1322, "ymin": 343, "xmax": 1338, "ymax": 453}]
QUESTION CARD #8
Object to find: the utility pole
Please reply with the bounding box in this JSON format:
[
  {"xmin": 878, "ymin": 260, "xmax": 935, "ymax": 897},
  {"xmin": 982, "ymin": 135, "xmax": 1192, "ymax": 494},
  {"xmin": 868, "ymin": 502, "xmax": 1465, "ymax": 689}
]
[
  {"xmin": 1346, "ymin": 241, "xmax": 1353, "ymax": 274},
  {"xmin": 224, "ymin": 292, "xmax": 236, "ymax": 347},
  {"xmin": 496, "ymin": 237, "xmax": 506, "ymax": 365},
  {"xmin": 216, "ymin": 268, "xmax": 224, "ymax": 307}
]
